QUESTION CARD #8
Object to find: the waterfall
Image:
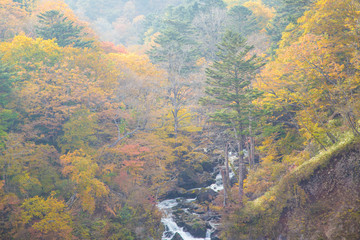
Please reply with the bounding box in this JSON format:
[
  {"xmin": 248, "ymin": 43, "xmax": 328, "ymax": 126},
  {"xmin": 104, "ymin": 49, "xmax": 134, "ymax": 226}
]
[{"xmin": 158, "ymin": 153, "xmax": 238, "ymax": 239}]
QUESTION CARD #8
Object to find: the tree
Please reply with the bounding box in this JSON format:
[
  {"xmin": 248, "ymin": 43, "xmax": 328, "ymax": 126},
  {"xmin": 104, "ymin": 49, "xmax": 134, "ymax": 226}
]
[
  {"xmin": 192, "ymin": 3, "xmax": 227, "ymax": 60},
  {"xmin": 266, "ymin": 0, "xmax": 314, "ymax": 49},
  {"xmin": 202, "ymin": 31, "xmax": 262, "ymax": 203},
  {"xmin": 0, "ymin": 58, "xmax": 17, "ymax": 147},
  {"xmin": 0, "ymin": 0, "xmax": 27, "ymax": 40},
  {"xmin": 12, "ymin": 0, "xmax": 37, "ymax": 12},
  {"xmin": 36, "ymin": 10, "xmax": 93, "ymax": 48},
  {"xmin": 60, "ymin": 150, "xmax": 109, "ymax": 214},
  {"xmin": 258, "ymin": 0, "xmax": 360, "ymax": 148},
  {"xmin": 227, "ymin": 5, "xmax": 256, "ymax": 36},
  {"xmin": 148, "ymin": 6, "xmax": 199, "ymax": 138},
  {"xmin": 0, "ymin": 134, "xmax": 60, "ymax": 197},
  {"xmin": 20, "ymin": 193, "xmax": 73, "ymax": 239}
]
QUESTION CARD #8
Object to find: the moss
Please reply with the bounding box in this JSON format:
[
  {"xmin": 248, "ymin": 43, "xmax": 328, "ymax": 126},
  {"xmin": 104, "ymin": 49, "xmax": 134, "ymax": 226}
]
[{"xmin": 223, "ymin": 134, "xmax": 360, "ymax": 239}]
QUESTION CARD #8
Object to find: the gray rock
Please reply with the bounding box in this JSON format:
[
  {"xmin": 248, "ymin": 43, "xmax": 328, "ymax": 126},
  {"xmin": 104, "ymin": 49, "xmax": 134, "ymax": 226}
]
[
  {"xmin": 197, "ymin": 189, "xmax": 217, "ymax": 202},
  {"xmin": 171, "ymin": 232, "xmax": 184, "ymax": 240}
]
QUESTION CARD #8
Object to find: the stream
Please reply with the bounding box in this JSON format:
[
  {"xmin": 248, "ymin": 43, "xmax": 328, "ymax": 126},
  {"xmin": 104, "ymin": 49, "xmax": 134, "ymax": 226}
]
[
  {"xmin": 158, "ymin": 198, "xmax": 212, "ymax": 240},
  {"xmin": 158, "ymin": 155, "xmax": 236, "ymax": 240}
]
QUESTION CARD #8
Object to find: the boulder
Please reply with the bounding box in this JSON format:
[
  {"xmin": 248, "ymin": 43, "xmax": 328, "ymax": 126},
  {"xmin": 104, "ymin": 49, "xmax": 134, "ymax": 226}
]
[
  {"xmin": 178, "ymin": 169, "xmax": 200, "ymax": 189},
  {"xmin": 201, "ymin": 160, "xmax": 215, "ymax": 172},
  {"xmin": 199, "ymin": 172, "xmax": 216, "ymax": 188},
  {"xmin": 171, "ymin": 232, "xmax": 184, "ymax": 240},
  {"xmin": 183, "ymin": 219, "xmax": 207, "ymax": 238},
  {"xmin": 160, "ymin": 188, "xmax": 199, "ymax": 200},
  {"xmin": 173, "ymin": 210, "xmax": 207, "ymax": 238},
  {"xmin": 178, "ymin": 169, "xmax": 216, "ymax": 190},
  {"xmin": 197, "ymin": 189, "xmax": 217, "ymax": 202}
]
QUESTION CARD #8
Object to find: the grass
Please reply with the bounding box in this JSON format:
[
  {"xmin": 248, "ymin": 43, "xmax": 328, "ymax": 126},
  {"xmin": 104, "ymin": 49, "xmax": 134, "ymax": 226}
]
[{"xmin": 251, "ymin": 132, "xmax": 358, "ymax": 208}]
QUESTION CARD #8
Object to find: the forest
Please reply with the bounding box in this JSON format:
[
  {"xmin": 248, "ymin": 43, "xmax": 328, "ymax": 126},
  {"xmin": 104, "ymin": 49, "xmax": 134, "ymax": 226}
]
[{"xmin": 0, "ymin": 0, "xmax": 360, "ymax": 239}]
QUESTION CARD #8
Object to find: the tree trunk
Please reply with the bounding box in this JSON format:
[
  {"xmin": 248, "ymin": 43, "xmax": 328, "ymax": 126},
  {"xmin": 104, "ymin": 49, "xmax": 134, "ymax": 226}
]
[
  {"xmin": 250, "ymin": 136, "xmax": 255, "ymax": 166},
  {"xmin": 220, "ymin": 168, "xmax": 227, "ymax": 207},
  {"xmin": 224, "ymin": 143, "xmax": 230, "ymax": 190},
  {"xmin": 237, "ymin": 138, "xmax": 245, "ymax": 204}
]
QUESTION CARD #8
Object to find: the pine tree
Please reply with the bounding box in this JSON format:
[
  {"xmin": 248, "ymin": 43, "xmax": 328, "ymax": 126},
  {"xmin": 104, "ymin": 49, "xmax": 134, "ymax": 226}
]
[
  {"xmin": 36, "ymin": 10, "xmax": 93, "ymax": 48},
  {"xmin": 0, "ymin": 59, "xmax": 17, "ymax": 147},
  {"xmin": 148, "ymin": 7, "xmax": 199, "ymax": 138},
  {"xmin": 202, "ymin": 30, "xmax": 263, "ymax": 202},
  {"xmin": 266, "ymin": 0, "xmax": 314, "ymax": 49}
]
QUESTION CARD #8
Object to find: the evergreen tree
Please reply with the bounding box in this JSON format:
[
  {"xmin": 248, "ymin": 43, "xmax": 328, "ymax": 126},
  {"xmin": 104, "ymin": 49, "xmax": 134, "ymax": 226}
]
[
  {"xmin": 36, "ymin": 10, "xmax": 93, "ymax": 48},
  {"xmin": 266, "ymin": 0, "xmax": 314, "ymax": 48},
  {"xmin": 0, "ymin": 61, "xmax": 14, "ymax": 108},
  {"xmin": 148, "ymin": 6, "xmax": 199, "ymax": 137},
  {"xmin": 0, "ymin": 59, "xmax": 17, "ymax": 147},
  {"xmin": 202, "ymin": 31, "xmax": 263, "ymax": 202},
  {"xmin": 228, "ymin": 5, "xmax": 259, "ymax": 36}
]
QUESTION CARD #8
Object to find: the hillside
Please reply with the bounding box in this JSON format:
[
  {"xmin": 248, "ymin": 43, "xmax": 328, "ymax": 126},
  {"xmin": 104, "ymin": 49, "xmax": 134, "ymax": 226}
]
[
  {"xmin": 223, "ymin": 135, "xmax": 360, "ymax": 239},
  {"xmin": 0, "ymin": 0, "xmax": 359, "ymax": 239}
]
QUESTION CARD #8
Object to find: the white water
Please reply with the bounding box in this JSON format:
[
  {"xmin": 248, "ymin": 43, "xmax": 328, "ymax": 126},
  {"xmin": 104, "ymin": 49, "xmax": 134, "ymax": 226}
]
[
  {"xmin": 209, "ymin": 165, "xmax": 236, "ymax": 192},
  {"xmin": 159, "ymin": 154, "xmax": 238, "ymax": 239},
  {"xmin": 161, "ymin": 217, "xmax": 208, "ymax": 240},
  {"xmin": 158, "ymin": 198, "xmax": 209, "ymax": 240},
  {"xmin": 209, "ymin": 172, "xmax": 224, "ymax": 192},
  {"xmin": 158, "ymin": 180, "xmax": 220, "ymax": 239}
]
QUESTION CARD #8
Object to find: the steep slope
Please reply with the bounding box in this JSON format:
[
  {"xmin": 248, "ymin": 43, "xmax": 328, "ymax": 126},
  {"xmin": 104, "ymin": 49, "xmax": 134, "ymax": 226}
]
[
  {"xmin": 280, "ymin": 139, "xmax": 360, "ymax": 239},
  {"xmin": 223, "ymin": 136, "xmax": 360, "ymax": 239}
]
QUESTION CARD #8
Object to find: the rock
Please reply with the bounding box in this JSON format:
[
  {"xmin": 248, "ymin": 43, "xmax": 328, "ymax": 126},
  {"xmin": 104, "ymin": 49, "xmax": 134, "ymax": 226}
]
[
  {"xmin": 197, "ymin": 189, "xmax": 217, "ymax": 202},
  {"xmin": 183, "ymin": 219, "xmax": 207, "ymax": 238},
  {"xmin": 180, "ymin": 188, "xmax": 200, "ymax": 198},
  {"xmin": 194, "ymin": 163, "xmax": 204, "ymax": 173},
  {"xmin": 211, "ymin": 237, "xmax": 221, "ymax": 240},
  {"xmin": 173, "ymin": 210, "xmax": 208, "ymax": 238},
  {"xmin": 211, "ymin": 229, "xmax": 221, "ymax": 240},
  {"xmin": 164, "ymin": 230, "xmax": 173, "ymax": 238},
  {"xmin": 171, "ymin": 232, "xmax": 184, "ymax": 240},
  {"xmin": 201, "ymin": 160, "xmax": 215, "ymax": 172},
  {"xmin": 199, "ymin": 172, "xmax": 216, "ymax": 188},
  {"xmin": 178, "ymin": 168, "xmax": 216, "ymax": 190},
  {"xmin": 178, "ymin": 169, "xmax": 200, "ymax": 189},
  {"xmin": 172, "ymin": 209, "xmax": 208, "ymax": 238},
  {"xmin": 160, "ymin": 188, "xmax": 199, "ymax": 200}
]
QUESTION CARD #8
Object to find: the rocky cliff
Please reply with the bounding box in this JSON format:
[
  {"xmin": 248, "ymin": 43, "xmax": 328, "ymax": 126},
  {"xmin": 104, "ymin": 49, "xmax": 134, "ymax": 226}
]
[
  {"xmin": 279, "ymin": 140, "xmax": 360, "ymax": 239},
  {"xmin": 223, "ymin": 137, "xmax": 360, "ymax": 240}
]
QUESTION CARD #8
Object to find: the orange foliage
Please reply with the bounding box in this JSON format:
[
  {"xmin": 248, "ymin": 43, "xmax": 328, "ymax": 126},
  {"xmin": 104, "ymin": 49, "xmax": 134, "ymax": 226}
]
[{"xmin": 100, "ymin": 41, "xmax": 127, "ymax": 54}]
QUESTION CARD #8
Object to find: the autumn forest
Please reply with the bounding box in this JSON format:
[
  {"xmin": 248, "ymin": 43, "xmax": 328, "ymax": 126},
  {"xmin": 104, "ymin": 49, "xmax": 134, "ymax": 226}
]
[{"xmin": 0, "ymin": 0, "xmax": 360, "ymax": 239}]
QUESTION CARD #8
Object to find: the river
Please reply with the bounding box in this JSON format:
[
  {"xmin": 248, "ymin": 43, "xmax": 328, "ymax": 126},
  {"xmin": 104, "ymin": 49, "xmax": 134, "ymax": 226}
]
[{"xmin": 158, "ymin": 167, "xmax": 235, "ymax": 240}]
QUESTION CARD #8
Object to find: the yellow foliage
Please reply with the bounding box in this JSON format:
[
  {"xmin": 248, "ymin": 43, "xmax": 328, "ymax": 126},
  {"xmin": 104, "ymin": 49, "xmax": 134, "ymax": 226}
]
[
  {"xmin": 243, "ymin": 1, "xmax": 275, "ymax": 30},
  {"xmin": 108, "ymin": 52, "xmax": 164, "ymax": 78},
  {"xmin": 60, "ymin": 150, "xmax": 109, "ymax": 214},
  {"xmin": 0, "ymin": 35, "xmax": 62, "ymax": 68},
  {"xmin": 20, "ymin": 193, "xmax": 72, "ymax": 239}
]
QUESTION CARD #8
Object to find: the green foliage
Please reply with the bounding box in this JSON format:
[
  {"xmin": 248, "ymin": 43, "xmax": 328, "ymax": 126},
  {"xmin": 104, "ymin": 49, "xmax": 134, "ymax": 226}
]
[
  {"xmin": 202, "ymin": 30, "xmax": 263, "ymax": 134},
  {"xmin": 228, "ymin": 5, "xmax": 258, "ymax": 36},
  {"xmin": 148, "ymin": 8, "xmax": 199, "ymax": 77},
  {"xmin": 266, "ymin": 0, "xmax": 314, "ymax": 47},
  {"xmin": 0, "ymin": 109, "xmax": 17, "ymax": 148},
  {"xmin": 0, "ymin": 58, "xmax": 17, "ymax": 147},
  {"xmin": 1, "ymin": 134, "xmax": 61, "ymax": 197},
  {"xmin": 36, "ymin": 10, "xmax": 93, "ymax": 48},
  {"xmin": 0, "ymin": 59, "xmax": 15, "ymax": 107},
  {"xmin": 58, "ymin": 109, "xmax": 99, "ymax": 153}
]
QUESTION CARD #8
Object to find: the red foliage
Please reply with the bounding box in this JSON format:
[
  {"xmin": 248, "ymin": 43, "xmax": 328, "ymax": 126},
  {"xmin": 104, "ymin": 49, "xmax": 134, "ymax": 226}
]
[{"xmin": 100, "ymin": 41, "xmax": 127, "ymax": 54}]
